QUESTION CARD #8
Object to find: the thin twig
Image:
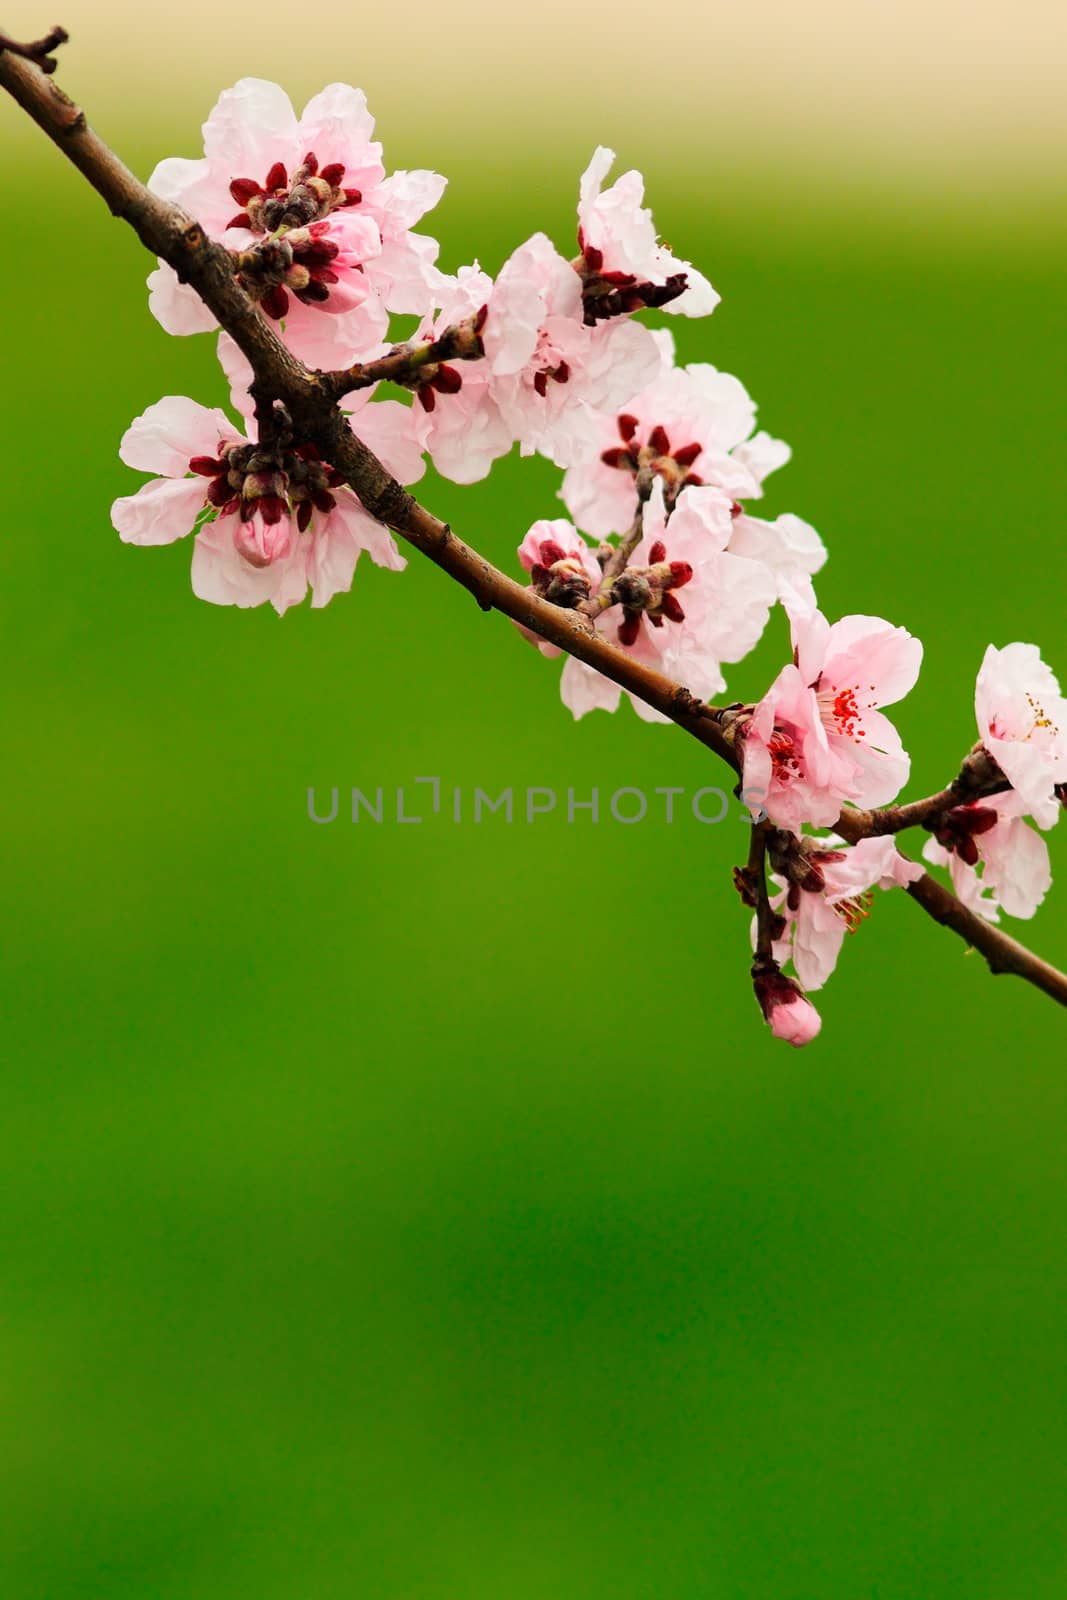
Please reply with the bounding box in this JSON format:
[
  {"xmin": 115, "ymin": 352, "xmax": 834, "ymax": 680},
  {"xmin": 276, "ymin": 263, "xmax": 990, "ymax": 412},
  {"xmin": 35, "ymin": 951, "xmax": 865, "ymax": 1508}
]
[{"xmin": 0, "ymin": 23, "xmax": 66, "ymax": 73}]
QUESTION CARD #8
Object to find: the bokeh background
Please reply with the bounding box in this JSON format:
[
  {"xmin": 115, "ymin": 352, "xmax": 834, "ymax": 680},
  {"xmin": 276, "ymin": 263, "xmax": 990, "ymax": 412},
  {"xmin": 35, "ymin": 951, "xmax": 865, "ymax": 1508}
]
[{"xmin": 2, "ymin": 2, "xmax": 1066, "ymax": 1594}]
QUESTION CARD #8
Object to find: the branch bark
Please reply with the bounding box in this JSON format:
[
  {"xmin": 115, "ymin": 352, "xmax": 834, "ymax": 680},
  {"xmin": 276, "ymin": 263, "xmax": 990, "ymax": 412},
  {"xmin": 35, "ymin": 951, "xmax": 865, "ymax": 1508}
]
[{"xmin": 2, "ymin": 33, "xmax": 1064, "ymax": 1012}]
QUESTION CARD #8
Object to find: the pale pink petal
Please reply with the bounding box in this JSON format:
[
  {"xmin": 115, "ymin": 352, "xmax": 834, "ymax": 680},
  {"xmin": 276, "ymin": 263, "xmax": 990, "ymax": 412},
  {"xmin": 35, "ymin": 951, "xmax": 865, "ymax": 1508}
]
[
  {"xmin": 190, "ymin": 516, "xmax": 308, "ymax": 613},
  {"xmin": 560, "ymin": 458, "xmax": 641, "ymax": 540},
  {"xmin": 560, "ymin": 655, "xmax": 622, "ymax": 719},
  {"xmin": 984, "ymin": 815, "xmax": 1052, "ymax": 919},
  {"xmin": 273, "ymin": 294, "xmax": 390, "ymax": 371},
  {"xmin": 728, "ymin": 512, "xmax": 827, "ymax": 590},
  {"xmin": 732, "ymin": 430, "xmax": 792, "ymax": 487},
  {"xmin": 414, "ymin": 382, "xmax": 512, "ymax": 484},
  {"xmin": 147, "ymin": 156, "xmax": 232, "ymax": 233},
  {"xmin": 348, "ymin": 397, "xmax": 426, "ymax": 486},
  {"xmin": 366, "ymin": 233, "xmax": 445, "ymax": 315},
  {"xmin": 119, "ymin": 397, "xmax": 239, "ymax": 477},
  {"xmin": 824, "ymin": 616, "xmax": 924, "ymax": 708},
  {"xmin": 111, "ymin": 476, "xmax": 207, "ymax": 546},
  {"xmin": 327, "ymin": 495, "xmax": 406, "ymax": 577},
  {"xmin": 147, "ymin": 264, "xmax": 218, "ymax": 336},
  {"xmin": 202, "ymin": 78, "xmax": 299, "ymax": 176},
  {"xmin": 367, "ymin": 169, "xmax": 447, "ymax": 232},
  {"xmin": 297, "ymin": 84, "xmax": 384, "ymax": 185},
  {"xmin": 792, "ymin": 893, "xmax": 849, "ymax": 992}
]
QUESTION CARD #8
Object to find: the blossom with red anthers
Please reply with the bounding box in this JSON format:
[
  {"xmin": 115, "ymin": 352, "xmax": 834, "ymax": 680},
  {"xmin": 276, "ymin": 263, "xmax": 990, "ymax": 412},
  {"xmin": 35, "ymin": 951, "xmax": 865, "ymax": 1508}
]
[
  {"xmin": 612, "ymin": 538, "xmax": 693, "ymax": 647},
  {"xmin": 526, "ymin": 537, "xmax": 595, "ymax": 608},
  {"xmin": 600, "ymin": 412, "xmax": 707, "ymax": 494},
  {"xmin": 225, "ymin": 151, "xmax": 362, "ymax": 233},
  {"xmin": 577, "ymin": 231, "xmax": 689, "ymax": 325},
  {"xmin": 189, "ymin": 439, "xmax": 345, "ymax": 530}
]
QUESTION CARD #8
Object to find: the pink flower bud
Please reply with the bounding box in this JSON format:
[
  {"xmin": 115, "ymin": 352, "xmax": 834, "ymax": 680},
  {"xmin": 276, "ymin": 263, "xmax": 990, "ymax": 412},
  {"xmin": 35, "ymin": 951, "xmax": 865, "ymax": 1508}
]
[
  {"xmin": 753, "ymin": 963, "xmax": 822, "ymax": 1048},
  {"xmin": 233, "ymin": 512, "xmax": 294, "ymax": 569}
]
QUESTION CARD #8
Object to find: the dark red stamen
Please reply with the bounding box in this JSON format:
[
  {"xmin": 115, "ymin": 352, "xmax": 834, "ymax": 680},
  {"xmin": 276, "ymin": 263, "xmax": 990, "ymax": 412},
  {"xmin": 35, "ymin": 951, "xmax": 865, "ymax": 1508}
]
[
  {"xmin": 264, "ymin": 161, "xmax": 288, "ymax": 192},
  {"xmin": 261, "ymin": 284, "xmax": 290, "ymax": 320},
  {"xmin": 229, "ymin": 177, "xmax": 261, "ymax": 205},
  {"xmin": 206, "ymin": 477, "xmax": 233, "ymax": 507},
  {"xmin": 618, "ymin": 612, "xmax": 641, "ymax": 647}
]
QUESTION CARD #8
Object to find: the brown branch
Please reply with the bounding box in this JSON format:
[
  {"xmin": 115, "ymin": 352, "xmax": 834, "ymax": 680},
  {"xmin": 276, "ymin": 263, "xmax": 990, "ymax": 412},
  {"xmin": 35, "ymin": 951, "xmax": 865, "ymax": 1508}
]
[
  {"xmin": 904, "ymin": 862, "xmax": 1067, "ymax": 1007},
  {"xmin": 3, "ymin": 33, "xmax": 1065, "ymax": 1014},
  {"xmin": 578, "ymin": 466, "xmax": 656, "ymax": 619},
  {"xmin": 318, "ymin": 317, "xmax": 485, "ymax": 404},
  {"xmin": 837, "ymin": 747, "xmax": 1010, "ymax": 839},
  {"xmin": 0, "ymin": 22, "xmax": 66, "ymax": 72},
  {"xmin": 746, "ymin": 824, "xmax": 778, "ymax": 961}
]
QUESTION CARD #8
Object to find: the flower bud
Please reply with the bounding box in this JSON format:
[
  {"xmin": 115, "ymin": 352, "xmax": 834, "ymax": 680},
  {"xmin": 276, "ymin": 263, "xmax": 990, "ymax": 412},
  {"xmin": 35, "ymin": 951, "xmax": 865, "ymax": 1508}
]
[
  {"xmin": 233, "ymin": 512, "xmax": 294, "ymax": 569},
  {"xmin": 752, "ymin": 961, "xmax": 822, "ymax": 1048}
]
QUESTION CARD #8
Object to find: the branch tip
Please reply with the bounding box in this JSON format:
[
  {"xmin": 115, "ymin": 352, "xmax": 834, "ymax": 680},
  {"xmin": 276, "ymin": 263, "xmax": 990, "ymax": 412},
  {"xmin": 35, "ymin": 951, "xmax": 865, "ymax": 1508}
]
[{"xmin": 0, "ymin": 24, "xmax": 68, "ymax": 73}]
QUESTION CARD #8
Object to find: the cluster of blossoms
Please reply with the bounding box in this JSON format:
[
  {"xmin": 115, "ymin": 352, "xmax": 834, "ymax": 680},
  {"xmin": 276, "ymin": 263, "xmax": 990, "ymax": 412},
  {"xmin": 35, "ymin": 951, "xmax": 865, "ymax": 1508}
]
[{"xmin": 112, "ymin": 78, "xmax": 1065, "ymax": 1045}]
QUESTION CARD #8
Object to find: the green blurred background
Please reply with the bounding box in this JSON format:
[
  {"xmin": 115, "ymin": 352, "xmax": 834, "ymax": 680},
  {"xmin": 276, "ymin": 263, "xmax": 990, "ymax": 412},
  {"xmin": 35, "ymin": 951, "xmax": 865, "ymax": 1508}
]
[{"xmin": 2, "ymin": 8, "xmax": 1066, "ymax": 1594}]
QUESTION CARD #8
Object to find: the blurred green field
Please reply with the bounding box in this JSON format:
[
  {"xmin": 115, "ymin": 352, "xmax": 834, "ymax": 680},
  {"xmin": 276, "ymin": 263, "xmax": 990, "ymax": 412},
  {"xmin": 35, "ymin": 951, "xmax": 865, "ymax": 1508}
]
[{"xmin": 1, "ymin": 114, "xmax": 1065, "ymax": 1599}]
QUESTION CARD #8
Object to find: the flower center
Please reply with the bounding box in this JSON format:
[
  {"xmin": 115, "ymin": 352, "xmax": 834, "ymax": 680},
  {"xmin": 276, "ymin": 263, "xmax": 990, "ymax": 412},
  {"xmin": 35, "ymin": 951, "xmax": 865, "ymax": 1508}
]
[
  {"xmin": 995, "ymin": 692, "xmax": 1062, "ymax": 744},
  {"xmin": 600, "ymin": 414, "xmax": 706, "ymax": 505},
  {"xmin": 613, "ymin": 538, "xmax": 692, "ymax": 647},
  {"xmin": 189, "ymin": 440, "xmax": 345, "ymax": 551},
  {"xmin": 530, "ymin": 330, "xmax": 571, "ymax": 397},
  {"xmin": 227, "ymin": 152, "xmax": 362, "ymax": 234},
  {"xmin": 767, "ymin": 723, "xmax": 802, "ymax": 780},
  {"xmin": 816, "ymin": 683, "xmax": 874, "ymax": 740}
]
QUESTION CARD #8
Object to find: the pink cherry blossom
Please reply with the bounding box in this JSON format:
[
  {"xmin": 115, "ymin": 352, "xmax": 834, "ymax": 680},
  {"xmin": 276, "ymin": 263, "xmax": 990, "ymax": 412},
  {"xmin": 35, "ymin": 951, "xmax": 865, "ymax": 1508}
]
[
  {"xmin": 481, "ymin": 232, "xmax": 662, "ymax": 466},
  {"xmin": 146, "ymin": 79, "xmax": 445, "ymax": 366},
  {"xmin": 411, "ymin": 267, "xmax": 514, "ymax": 484},
  {"xmin": 560, "ymin": 332, "xmax": 784, "ymax": 537},
  {"xmin": 761, "ymin": 835, "xmax": 923, "ymax": 990},
  {"xmin": 974, "ymin": 643, "xmax": 1067, "ymax": 829},
  {"xmin": 742, "ymin": 608, "xmax": 923, "ymax": 829},
  {"xmin": 923, "ymin": 791, "xmax": 1053, "ymax": 922},
  {"xmin": 521, "ymin": 483, "xmax": 777, "ymax": 722},
  {"xmin": 752, "ymin": 965, "xmax": 822, "ymax": 1047},
  {"xmin": 577, "ymin": 147, "xmax": 719, "ymax": 319},
  {"xmin": 111, "ymin": 395, "xmax": 411, "ymax": 615}
]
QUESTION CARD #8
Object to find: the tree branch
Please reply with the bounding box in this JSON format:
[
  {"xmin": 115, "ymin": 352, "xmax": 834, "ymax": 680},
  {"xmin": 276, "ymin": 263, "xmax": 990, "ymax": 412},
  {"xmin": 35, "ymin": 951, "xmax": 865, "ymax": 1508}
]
[
  {"xmin": 0, "ymin": 22, "xmax": 66, "ymax": 72},
  {"xmin": 318, "ymin": 317, "xmax": 485, "ymax": 404},
  {"xmin": 3, "ymin": 32, "xmax": 1064, "ymax": 1012}
]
